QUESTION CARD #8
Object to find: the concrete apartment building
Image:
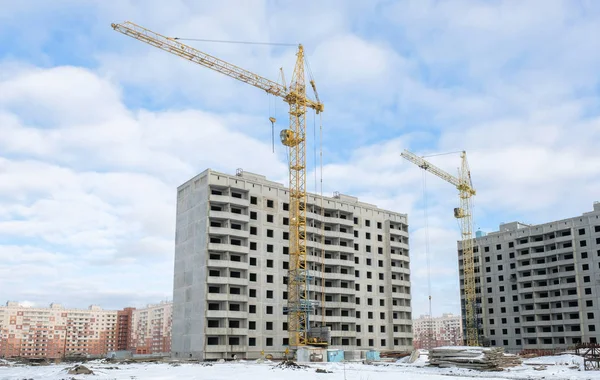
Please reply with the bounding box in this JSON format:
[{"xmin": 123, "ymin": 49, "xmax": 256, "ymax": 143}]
[
  {"xmin": 413, "ymin": 313, "xmax": 462, "ymax": 349},
  {"xmin": 172, "ymin": 169, "xmax": 413, "ymax": 360},
  {"xmin": 0, "ymin": 302, "xmax": 118, "ymax": 358},
  {"xmin": 458, "ymin": 202, "xmax": 600, "ymax": 353}
]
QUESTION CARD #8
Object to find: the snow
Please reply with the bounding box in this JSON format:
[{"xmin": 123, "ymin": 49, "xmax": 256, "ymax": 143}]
[
  {"xmin": 0, "ymin": 356, "xmax": 598, "ymax": 380},
  {"xmin": 522, "ymin": 354, "xmax": 584, "ymax": 366}
]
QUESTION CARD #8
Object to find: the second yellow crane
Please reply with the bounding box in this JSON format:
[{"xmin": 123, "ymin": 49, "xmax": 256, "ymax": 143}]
[
  {"xmin": 400, "ymin": 149, "xmax": 479, "ymax": 346},
  {"xmin": 111, "ymin": 21, "xmax": 324, "ymax": 348}
]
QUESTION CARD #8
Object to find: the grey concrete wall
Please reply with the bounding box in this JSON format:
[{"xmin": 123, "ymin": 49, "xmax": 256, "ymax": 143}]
[
  {"xmin": 172, "ymin": 169, "xmax": 413, "ymax": 359},
  {"xmin": 458, "ymin": 203, "xmax": 600, "ymax": 353},
  {"xmin": 172, "ymin": 172, "xmax": 209, "ymax": 359}
]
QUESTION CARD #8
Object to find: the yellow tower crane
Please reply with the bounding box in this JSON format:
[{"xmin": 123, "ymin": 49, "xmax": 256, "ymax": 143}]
[
  {"xmin": 111, "ymin": 21, "xmax": 324, "ymax": 348},
  {"xmin": 400, "ymin": 149, "xmax": 479, "ymax": 346}
]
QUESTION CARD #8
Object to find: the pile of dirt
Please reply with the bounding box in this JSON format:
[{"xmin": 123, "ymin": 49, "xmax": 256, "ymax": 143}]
[
  {"xmin": 315, "ymin": 368, "xmax": 332, "ymax": 373},
  {"xmin": 273, "ymin": 360, "xmax": 308, "ymax": 370},
  {"xmin": 67, "ymin": 365, "xmax": 94, "ymax": 375}
]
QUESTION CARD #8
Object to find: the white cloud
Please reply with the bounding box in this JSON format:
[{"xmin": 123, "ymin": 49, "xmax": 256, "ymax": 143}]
[
  {"xmin": 0, "ymin": 66, "xmax": 125, "ymax": 126},
  {"xmin": 0, "ymin": 64, "xmax": 288, "ymax": 309}
]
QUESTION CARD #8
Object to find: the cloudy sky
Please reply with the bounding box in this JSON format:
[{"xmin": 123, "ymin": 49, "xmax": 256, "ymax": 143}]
[{"xmin": 1, "ymin": 0, "xmax": 599, "ymax": 318}]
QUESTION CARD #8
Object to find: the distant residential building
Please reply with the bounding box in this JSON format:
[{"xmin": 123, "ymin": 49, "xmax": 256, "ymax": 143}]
[
  {"xmin": 117, "ymin": 307, "xmax": 135, "ymax": 351},
  {"xmin": 413, "ymin": 313, "xmax": 462, "ymax": 349},
  {"xmin": 0, "ymin": 302, "xmax": 119, "ymax": 358},
  {"xmin": 0, "ymin": 300, "xmax": 173, "ymax": 359},
  {"xmin": 129, "ymin": 302, "xmax": 172, "ymax": 354}
]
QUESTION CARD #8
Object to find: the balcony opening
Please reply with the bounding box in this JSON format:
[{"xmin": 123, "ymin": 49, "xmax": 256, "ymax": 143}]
[
  {"xmin": 207, "ymin": 320, "xmax": 220, "ymax": 328},
  {"xmin": 208, "ymin": 303, "xmax": 220, "ymax": 311},
  {"xmin": 208, "ymin": 287, "xmax": 220, "ymax": 294},
  {"xmin": 229, "ymin": 320, "xmax": 240, "ymax": 328},
  {"xmin": 231, "ymin": 192, "xmax": 242, "ymax": 199}
]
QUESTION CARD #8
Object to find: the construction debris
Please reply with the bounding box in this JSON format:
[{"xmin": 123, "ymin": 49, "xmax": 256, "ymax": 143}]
[
  {"xmin": 380, "ymin": 351, "xmax": 411, "ymax": 359},
  {"xmin": 272, "ymin": 360, "xmax": 307, "ymax": 370},
  {"xmin": 67, "ymin": 364, "xmax": 94, "ymax": 375},
  {"xmin": 429, "ymin": 346, "xmax": 521, "ymax": 371},
  {"xmin": 315, "ymin": 368, "xmax": 332, "ymax": 373}
]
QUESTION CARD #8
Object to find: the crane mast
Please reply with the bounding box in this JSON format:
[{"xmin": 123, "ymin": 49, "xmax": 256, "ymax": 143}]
[
  {"xmin": 111, "ymin": 21, "xmax": 324, "ymax": 348},
  {"xmin": 400, "ymin": 149, "xmax": 479, "ymax": 346}
]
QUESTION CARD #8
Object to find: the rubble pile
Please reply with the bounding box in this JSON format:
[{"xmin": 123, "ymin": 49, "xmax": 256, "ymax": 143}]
[
  {"xmin": 273, "ymin": 360, "xmax": 308, "ymax": 370},
  {"xmin": 67, "ymin": 364, "xmax": 94, "ymax": 375},
  {"xmin": 429, "ymin": 346, "xmax": 521, "ymax": 371}
]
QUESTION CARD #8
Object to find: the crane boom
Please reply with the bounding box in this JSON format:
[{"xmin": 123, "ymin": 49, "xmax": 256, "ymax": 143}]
[
  {"xmin": 111, "ymin": 21, "xmax": 323, "ymax": 112},
  {"xmin": 400, "ymin": 150, "xmax": 461, "ymax": 188},
  {"xmin": 112, "ymin": 21, "xmax": 324, "ymax": 349},
  {"xmin": 400, "ymin": 149, "xmax": 479, "ymax": 346}
]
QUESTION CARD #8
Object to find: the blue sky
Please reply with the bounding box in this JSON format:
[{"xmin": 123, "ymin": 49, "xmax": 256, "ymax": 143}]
[{"xmin": 1, "ymin": 0, "xmax": 600, "ymax": 318}]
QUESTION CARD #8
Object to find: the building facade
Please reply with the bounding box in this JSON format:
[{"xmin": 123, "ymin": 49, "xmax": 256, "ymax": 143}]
[
  {"xmin": 413, "ymin": 313, "xmax": 462, "ymax": 349},
  {"xmin": 0, "ymin": 301, "xmax": 174, "ymax": 359},
  {"xmin": 130, "ymin": 302, "xmax": 172, "ymax": 354},
  {"xmin": 116, "ymin": 307, "xmax": 135, "ymax": 351},
  {"xmin": 458, "ymin": 202, "xmax": 600, "ymax": 353},
  {"xmin": 172, "ymin": 169, "xmax": 413, "ymax": 360},
  {"xmin": 0, "ymin": 302, "xmax": 118, "ymax": 358}
]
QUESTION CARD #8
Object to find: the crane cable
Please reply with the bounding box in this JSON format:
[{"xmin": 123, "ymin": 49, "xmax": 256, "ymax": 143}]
[
  {"xmin": 422, "ymin": 170, "xmax": 434, "ymax": 350},
  {"xmin": 310, "ymin": 107, "xmax": 326, "ymax": 327},
  {"xmin": 172, "ymin": 37, "xmax": 296, "ymax": 46},
  {"xmin": 318, "ymin": 111, "xmax": 326, "ymax": 328},
  {"xmin": 268, "ymin": 94, "xmax": 274, "ymax": 153}
]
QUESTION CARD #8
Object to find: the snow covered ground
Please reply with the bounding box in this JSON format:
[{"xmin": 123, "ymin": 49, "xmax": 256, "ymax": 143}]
[{"xmin": 0, "ymin": 355, "xmax": 598, "ymax": 380}]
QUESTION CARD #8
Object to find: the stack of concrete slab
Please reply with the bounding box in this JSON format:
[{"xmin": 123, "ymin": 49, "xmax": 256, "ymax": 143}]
[{"xmin": 429, "ymin": 346, "xmax": 521, "ymax": 371}]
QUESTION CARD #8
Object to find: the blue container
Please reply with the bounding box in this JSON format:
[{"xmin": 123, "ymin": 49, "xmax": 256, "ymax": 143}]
[
  {"xmin": 326, "ymin": 349, "xmax": 345, "ymax": 362},
  {"xmin": 365, "ymin": 350, "xmax": 380, "ymax": 361}
]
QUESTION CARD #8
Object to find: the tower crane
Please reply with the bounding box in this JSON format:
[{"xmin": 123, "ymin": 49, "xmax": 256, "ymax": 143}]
[
  {"xmin": 400, "ymin": 149, "xmax": 479, "ymax": 346},
  {"xmin": 111, "ymin": 21, "xmax": 324, "ymax": 348}
]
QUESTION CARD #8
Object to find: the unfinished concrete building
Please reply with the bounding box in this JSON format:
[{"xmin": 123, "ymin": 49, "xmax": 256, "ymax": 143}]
[
  {"xmin": 171, "ymin": 169, "xmax": 413, "ymax": 360},
  {"xmin": 459, "ymin": 202, "xmax": 600, "ymax": 353}
]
